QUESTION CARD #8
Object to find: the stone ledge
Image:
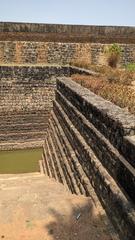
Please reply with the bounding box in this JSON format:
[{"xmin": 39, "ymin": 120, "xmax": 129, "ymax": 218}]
[
  {"xmin": 52, "ymin": 98, "xmax": 135, "ymax": 240},
  {"xmin": 55, "ymin": 89, "xmax": 135, "ymax": 202},
  {"xmin": 0, "ymin": 139, "xmax": 44, "ymax": 150},
  {"xmin": 57, "ymin": 77, "xmax": 135, "ymax": 179},
  {"xmin": 57, "ymin": 77, "xmax": 135, "ymax": 144},
  {"xmin": 122, "ymin": 135, "xmax": 135, "ymax": 168}
]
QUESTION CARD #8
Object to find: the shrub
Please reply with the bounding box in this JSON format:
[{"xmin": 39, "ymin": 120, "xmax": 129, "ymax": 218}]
[{"xmin": 104, "ymin": 44, "xmax": 122, "ymax": 68}]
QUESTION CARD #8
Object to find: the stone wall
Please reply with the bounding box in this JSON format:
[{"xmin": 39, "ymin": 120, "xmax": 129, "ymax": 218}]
[
  {"xmin": 91, "ymin": 43, "xmax": 135, "ymax": 65},
  {"xmin": 0, "ymin": 22, "xmax": 135, "ymax": 43},
  {"xmin": 0, "ymin": 41, "xmax": 134, "ymax": 65},
  {"xmin": 0, "ymin": 66, "xmax": 93, "ymax": 150},
  {"xmin": 0, "ymin": 41, "xmax": 91, "ymax": 65},
  {"xmin": 0, "ymin": 66, "xmax": 57, "ymax": 149},
  {"xmin": 0, "ymin": 22, "xmax": 134, "ymax": 66},
  {"xmin": 42, "ymin": 77, "xmax": 135, "ymax": 240},
  {"xmin": 0, "ymin": 66, "xmax": 66, "ymax": 150}
]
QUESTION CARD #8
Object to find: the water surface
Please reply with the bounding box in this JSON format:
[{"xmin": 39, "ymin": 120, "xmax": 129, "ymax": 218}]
[{"xmin": 0, "ymin": 148, "xmax": 42, "ymax": 174}]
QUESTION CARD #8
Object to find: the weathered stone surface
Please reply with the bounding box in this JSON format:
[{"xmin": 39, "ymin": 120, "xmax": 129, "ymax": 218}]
[
  {"xmin": 57, "ymin": 77, "xmax": 135, "ymax": 148},
  {"xmin": 0, "ymin": 66, "xmax": 93, "ymax": 150},
  {"xmin": 0, "ymin": 66, "xmax": 56, "ymax": 149},
  {"xmin": 0, "ymin": 22, "xmax": 134, "ymax": 65},
  {"xmin": 0, "ymin": 22, "xmax": 135, "ymax": 44},
  {"xmin": 0, "ymin": 41, "xmax": 134, "ymax": 65},
  {"xmin": 42, "ymin": 77, "xmax": 135, "ymax": 240},
  {"xmin": 0, "ymin": 21, "xmax": 135, "ymax": 239}
]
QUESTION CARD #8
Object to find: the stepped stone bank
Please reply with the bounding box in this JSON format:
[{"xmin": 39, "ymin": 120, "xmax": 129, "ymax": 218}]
[{"xmin": 0, "ymin": 22, "xmax": 135, "ymax": 240}]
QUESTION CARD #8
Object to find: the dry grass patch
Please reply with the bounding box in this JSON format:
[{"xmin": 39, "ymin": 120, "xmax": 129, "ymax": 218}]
[
  {"xmin": 72, "ymin": 74, "xmax": 135, "ymax": 114},
  {"xmin": 70, "ymin": 60, "xmax": 135, "ymax": 114}
]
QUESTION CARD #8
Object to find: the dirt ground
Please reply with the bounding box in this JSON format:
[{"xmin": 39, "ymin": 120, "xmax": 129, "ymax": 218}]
[{"xmin": 0, "ymin": 173, "xmax": 119, "ymax": 240}]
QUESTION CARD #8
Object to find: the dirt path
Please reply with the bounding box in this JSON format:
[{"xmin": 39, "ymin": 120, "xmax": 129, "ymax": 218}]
[{"xmin": 0, "ymin": 173, "xmax": 119, "ymax": 240}]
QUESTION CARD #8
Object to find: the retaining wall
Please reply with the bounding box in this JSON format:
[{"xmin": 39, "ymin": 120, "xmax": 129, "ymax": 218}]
[
  {"xmin": 0, "ymin": 22, "xmax": 135, "ymax": 66},
  {"xmin": 0, "ymin": 41, "xmax": 134, "ymax": 65},
  {"xmin": 0, "ymin": 66, "xmax": 56, "ymax": 149},
  {"xmin": 42, "ymin": 77, "xmax": 135, "ymax": 240},
  {"xmin": 0, "ymin": 22, "xmax": 135, "ymax": 43},
  {"xmin": 0, "ymin": 66, "xmax": 92, "ymax": 150}
]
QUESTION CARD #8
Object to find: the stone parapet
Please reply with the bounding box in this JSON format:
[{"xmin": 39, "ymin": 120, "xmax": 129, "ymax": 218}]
[{"xmin": 0, "ymin": 22, "xmax": 135, "ymax": 43}]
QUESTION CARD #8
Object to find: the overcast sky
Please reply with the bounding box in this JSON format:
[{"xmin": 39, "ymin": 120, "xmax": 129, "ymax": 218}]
[{"xmin": 0, "ymin": 0, "xmax": 135, "ymax": 26}]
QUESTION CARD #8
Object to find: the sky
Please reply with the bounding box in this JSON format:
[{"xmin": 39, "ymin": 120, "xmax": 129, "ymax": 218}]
[{"xmin": 0, "ymin": 0, "xmax": 135, "ymax": 26}]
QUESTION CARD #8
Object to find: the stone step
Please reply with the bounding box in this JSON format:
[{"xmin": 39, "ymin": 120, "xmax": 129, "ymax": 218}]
[
  {"xmin": 0, "ymin": 131, "xmax": 46, "ymax": 142},
  {"xmin": 56, "ymin": 90, "xmax": 135, "ymax": 203},
  {"xmin": 43, "ymin": 120, "xmax": 68, "ymax": 185},
  {"xmin": 0, "ymin": 173, "xmax": 46, "ymax": 189},
  {"xmin": 51, "ymin": 111, "xmax": 97, "ymax": 201},
  {"xmin": 47, "ymin": 120, "xmax": 73, "ymax": 189},
  {"xmin": 50, "ymin": 114, "xmax": 87, "ymax": 195},
  {"xmin": 41, "ymin": 151, "xmax": 49, "ymax": 176},
  {"xmin": 0, "ymin": 110, "xmax": 50, "ymax": 119},
  {"xmin": 0, "ymin": 122, "xmax": 48, "ymax": 133},
  {"xmin": 45, "ymin": 132, "xmax": 58, "ymax": 180},
  {"xmin": 42, "ymin": 141, "xmax": 52, "ymax": 178},
  {"xmin": 0, "ymin": 115, "xmax": 50, "ymax": 125},
  {"xmin": 47, "ymin": 130, "xmax": 68, "ymax": 186},
  {"xmin": 0, "ymin": 139, "xmax": 44, "ymax": 150},
  {"xmin": 42, "ymin": 130, "xmax": 67, "ymax": 186},
  {"xmin": 48, "ymin": 118, "xmax": 81, "ymax": 195},
  {"xmin": 46, "ymin": 130, "xmax": 63, "ymax": 182},
  {"xmin": 53, "ymin": 100, "xmax": 135, "ymax": 239},
  {"xmin": 0, "ymin": 110, "xmax": 50, "ymax": 116},
  {"xmin": 43, "ymin": 138, "xmax": 53, "ymax": 179},
  {"xmin": 0, "ymin": 172, "xmax": 42, "ymax": 180}
]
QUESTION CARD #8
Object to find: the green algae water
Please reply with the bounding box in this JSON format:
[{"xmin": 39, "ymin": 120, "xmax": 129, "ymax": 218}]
[{"xmin": 0, "ymin": 148, "xmax": 42, "ymax": 174}]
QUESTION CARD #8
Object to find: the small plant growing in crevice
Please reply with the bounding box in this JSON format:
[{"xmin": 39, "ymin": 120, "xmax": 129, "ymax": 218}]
[
  {"xmin": 104, "ymin": 44, "xmax": 122, "ymax": 68},
  {"xmin": 125, "ymin": 63, "xmax": 135, "ymax": 72}
]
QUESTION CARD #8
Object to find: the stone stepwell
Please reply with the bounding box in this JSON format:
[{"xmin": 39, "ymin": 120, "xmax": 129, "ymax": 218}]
[
  {"xmin": 42, "ymin": 77, "xmax": 135, "ymax": 240},
  {"xmin": 0, "ymin": 22, "xmax": 135, "ymax": 240}
]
